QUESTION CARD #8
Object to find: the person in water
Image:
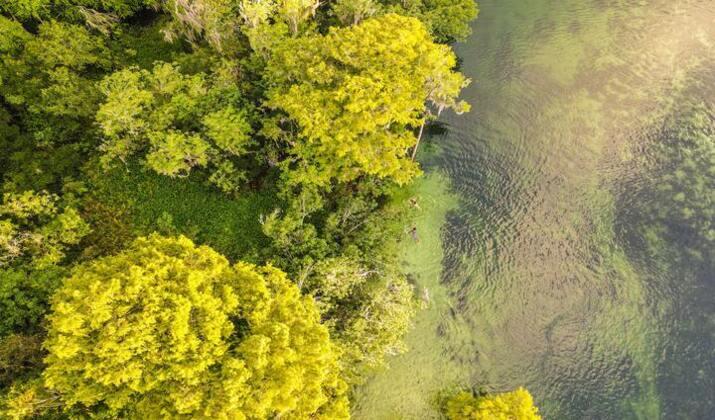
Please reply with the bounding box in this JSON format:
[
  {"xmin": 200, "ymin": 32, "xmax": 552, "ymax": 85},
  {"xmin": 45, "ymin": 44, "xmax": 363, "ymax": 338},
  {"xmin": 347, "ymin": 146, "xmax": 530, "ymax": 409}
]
[
  {"xmin": 410, "ymin": 226, "xmax": 419, "ymax": 243},
  {"xmin": 409, "ymin": 197, "xmax": 421, "ymax": 210}
]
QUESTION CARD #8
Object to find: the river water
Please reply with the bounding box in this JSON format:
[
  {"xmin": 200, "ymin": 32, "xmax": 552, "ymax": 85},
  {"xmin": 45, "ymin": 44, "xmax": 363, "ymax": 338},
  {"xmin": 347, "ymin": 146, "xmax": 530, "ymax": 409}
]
[{"xmin": 355, "ymin": 0, "xmax": 714, "ymax": 418}]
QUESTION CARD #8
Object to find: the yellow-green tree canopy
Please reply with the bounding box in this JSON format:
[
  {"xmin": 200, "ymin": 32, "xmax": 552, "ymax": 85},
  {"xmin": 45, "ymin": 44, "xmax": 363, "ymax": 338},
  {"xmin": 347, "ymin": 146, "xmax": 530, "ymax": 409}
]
[
  {"xmin": 0, "ymin": 190, "xmax": 89, "ymax": 268},
  {"xmin": 160, "ymin": 0, "xmax": 319, "ymax": 52},
  {"xmin": 0, "ymin": 0, "xmax": 156, "ymax": 21},
  {"xmin": 445, "ymin": 388, "xmax": 542, "ymax": 420},
  {"xmin": 380, "ymin": 0, "xmax": 479, "ymax": 43},
  {"xmin": 266, "ymin": 13, "xmax": 469, "ymax": 187},
  {"xmin": 304, "ymin": 256, "xmax": 416, "ymax": 383},
  {"xmin": 0, "ymin": 17, "xmax": 113, "ymax": 191},
  {"xmin": 96, "ymin": 62, "xmax": 253, "ymax": 193},
  {"xmin": 38, "ymin": 235, "xmax": 348, "ymax": 418}
]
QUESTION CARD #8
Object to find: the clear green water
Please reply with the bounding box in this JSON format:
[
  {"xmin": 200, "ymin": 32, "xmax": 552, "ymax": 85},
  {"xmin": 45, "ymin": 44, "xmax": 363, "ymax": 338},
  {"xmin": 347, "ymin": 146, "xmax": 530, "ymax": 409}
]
[{"xmin": 355, "ymin": 1, "xmax": 715, "ymax": 418}]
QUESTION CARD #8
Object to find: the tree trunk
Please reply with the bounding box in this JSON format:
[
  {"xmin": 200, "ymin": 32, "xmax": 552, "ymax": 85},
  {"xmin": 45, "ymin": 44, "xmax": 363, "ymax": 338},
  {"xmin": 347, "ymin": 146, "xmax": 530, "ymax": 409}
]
[{"xmin": 411, "ymin": 119, "xmax": 427, "ymax": 161}]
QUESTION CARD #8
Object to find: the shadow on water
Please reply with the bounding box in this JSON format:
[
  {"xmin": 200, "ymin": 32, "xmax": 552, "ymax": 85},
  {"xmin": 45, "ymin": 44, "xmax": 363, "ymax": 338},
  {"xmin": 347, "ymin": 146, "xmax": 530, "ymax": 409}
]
[{"xmin": 355, "ymin": 0, "xmax": 715, "ymax": 419}]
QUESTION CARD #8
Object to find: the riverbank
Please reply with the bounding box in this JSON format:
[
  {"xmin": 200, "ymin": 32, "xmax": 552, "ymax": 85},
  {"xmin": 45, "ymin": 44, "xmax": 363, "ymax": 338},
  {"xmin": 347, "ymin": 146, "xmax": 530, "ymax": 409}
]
[{"xmin": 353, "ymin": 171, "xmax": 467, "ymax": 418}]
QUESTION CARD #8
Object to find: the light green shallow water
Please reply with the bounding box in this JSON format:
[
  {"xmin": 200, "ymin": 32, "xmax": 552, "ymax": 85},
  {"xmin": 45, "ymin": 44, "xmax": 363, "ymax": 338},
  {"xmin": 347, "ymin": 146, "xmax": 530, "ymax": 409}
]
[{"xmin": 355, "ymin": 1, "xmax": 715, "ymax": 418}]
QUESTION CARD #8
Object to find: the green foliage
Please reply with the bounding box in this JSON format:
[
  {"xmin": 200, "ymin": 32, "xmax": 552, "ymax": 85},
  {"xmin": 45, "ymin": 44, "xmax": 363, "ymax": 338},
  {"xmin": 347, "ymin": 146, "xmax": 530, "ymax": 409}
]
[
  {"xmin": 111, "ymin": 15, "xmax": 192, "ymax": 69},
  {"xmin": 266, "ymin": 14, "xmax": 469, "ymax": 187},
  {"xmin": 445, "ymin": 388, "xmax": 542, "ymax": 420},
  {"xmin": 159, "ymin": 0, "xmax": 475, "ymax": 51},
  {"xmin": 161, "ymin": 0, "xmax": 238, "ymax": 51},
  {"xmin": 330, "ymin": 0, "xmax": 478, "ymax": 42},
  {"xmin": 261, "ymin": 178, "xmax": 391, "ymax": 276},
  {"xmin": 0, "ymin": 17, "xmax": 112, "ymax": 190},
  {"xmin": 327, "ymin": 0, "xmax": 479, "ymax": 42},
  {"xmin": 73, "ymin": 0, "xmax": 157, "ymax": 18},
  {"xmin": 0, "ymin": 335, "xmax": 45, "ymax": 390},
  {"xmin": 97, "ymin": 62, "xmax": 255, "ymax": 193},
  {"xmin": 160, "ymin": 0, "xmax": 320, "ymax": 52},
  {"xmin": 322, "ymin": 190, "xmax": 417, "ymax": 380},
  {"xmin": 262, "ymin": 178, "xmax": 418, "ymax": 382},
  {"xmin": 275, "ymin": 0, "xmax": 320, "ymax": 35},
  {"xmin": 395, "ymin": 0, "xmax": 479, "ymax": 43},
  {"xmin": 0, "ymin": 268, "xmax": 65, "ymax": 337},
  {"xmin": 0, "ymin": 0, "xmax": 51, "ymax": 20},
  {"xmin": 0, "ymin": 0, "xmax": 156, "ymax": 21},
  {"xmin": 307, "ymin": 257, "xmax": 416, "ymax": 382},
  {"xmin": 0, "ymin": 19, "xmax": 110, "ymax": 120},
  {"xmin": 32, "ymin": 235, "xmax": 348, "ymax": 418},
  {"xmin": 1, "ymin": 378, "xmax": 63, "ymax": 420},
  {"xmin": 331, "ymin": 0, "xmax": 378, "ymax": 25},
  {"xmin": 203, "ymin": 106, "xmax": 253, "ymax": 154},
  {"xmin": 0, "ymin": 191, "xmax": 90, "ymax": 268},
  {"xmin": 86, "ymin": 164, "xmax": 276, "ymax": 260}
]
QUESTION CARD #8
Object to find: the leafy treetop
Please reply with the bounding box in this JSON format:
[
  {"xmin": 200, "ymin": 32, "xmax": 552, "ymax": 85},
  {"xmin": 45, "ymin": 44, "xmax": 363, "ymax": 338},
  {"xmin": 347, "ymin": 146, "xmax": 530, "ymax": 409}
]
[
  {"xmin": 0, "ymin": 17, "xmax": 113, "ymax": 190},
  {"xmin": 0, "ymin": 0, "xmax": 156, "ymax": 21},
  {"xmin": 0, "ymin": 190, "xmax": 89, "ymax": 269},
  {"xmin": 445, "ymin": 388, "xmax": 542, "ymax": 420},
  {"xmin": 96, "ymin": 62, "xmax": 254, "ymax": 193},
  {"xmin": 24, "ymin": 235, "xmax": 349, "ymax": 418},
  {"xmin": 266, "ymin": 13, "xmax": 469, "ymax": 187}
]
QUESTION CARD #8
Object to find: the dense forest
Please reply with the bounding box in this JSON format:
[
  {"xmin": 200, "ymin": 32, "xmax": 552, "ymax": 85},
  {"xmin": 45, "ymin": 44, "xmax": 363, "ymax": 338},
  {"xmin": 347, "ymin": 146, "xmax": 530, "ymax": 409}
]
[{"xmin": 0, "ymin": 0, "xmax": 541, "ymax": 417}]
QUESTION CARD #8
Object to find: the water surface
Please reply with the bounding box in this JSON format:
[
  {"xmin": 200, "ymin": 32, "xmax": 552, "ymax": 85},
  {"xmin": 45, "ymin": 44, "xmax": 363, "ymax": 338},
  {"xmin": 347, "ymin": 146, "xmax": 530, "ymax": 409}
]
[{"xmin": 355, "ymin": 1, "xmax": 715, "ymax": 418}]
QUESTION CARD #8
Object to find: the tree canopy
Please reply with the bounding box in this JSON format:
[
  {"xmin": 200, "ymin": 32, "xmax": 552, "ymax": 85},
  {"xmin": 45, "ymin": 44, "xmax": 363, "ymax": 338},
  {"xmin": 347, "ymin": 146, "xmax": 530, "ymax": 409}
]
[
  {"xmin": 0, "ymin": 17, "xmax": 112, "ymax": 190},
  {"xmin": 0, "ymin": 190, "xmax": 89, "ymax": 268},
  {"xmin": 266, "ymin": 13, "xmax": 469, "ymax": 187},
  {"xmin": 97, "ymin": 62, "xmax": 255, "ymax": 193},
  {"xmin": 29, "ymin": 235, "xmax": 348, "ymax": 418},
  {"xmin": 445, "ymin": 388, "xmax": 542, "ymax": 420},
  {"xmin": 1, "ymin": 0, "xmax": 156, "ymax": 21},
  {"xmin": 384, "ymin": 0, "xmax": 479, "ymax": 43}
]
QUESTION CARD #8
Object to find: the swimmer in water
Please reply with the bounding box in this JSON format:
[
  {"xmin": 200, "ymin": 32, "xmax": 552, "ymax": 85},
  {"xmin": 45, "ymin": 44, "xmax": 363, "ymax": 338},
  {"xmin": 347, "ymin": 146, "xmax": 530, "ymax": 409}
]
[
  {"xmin": 410, "ymin": 226, "xmax": 419, "ymax": 243},
  {"xmin": 409, "ymin": 197, "xmax": 421, "ymax": 210}
]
